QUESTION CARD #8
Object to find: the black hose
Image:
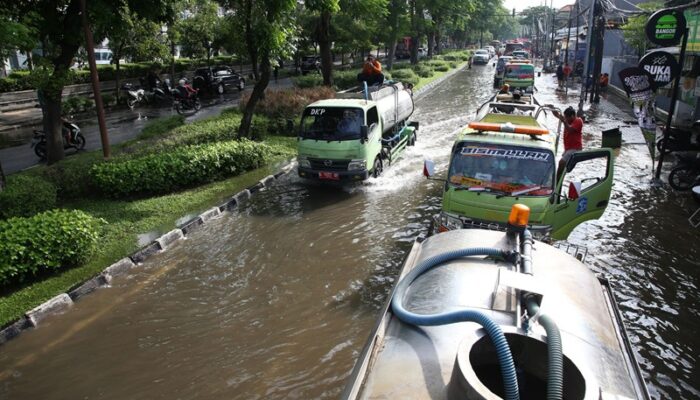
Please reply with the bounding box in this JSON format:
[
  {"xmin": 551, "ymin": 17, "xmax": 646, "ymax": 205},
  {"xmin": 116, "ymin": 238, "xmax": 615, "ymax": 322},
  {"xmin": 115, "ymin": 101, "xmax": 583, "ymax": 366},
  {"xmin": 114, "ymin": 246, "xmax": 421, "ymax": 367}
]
[{"xmin": 526, "ymin": 296, "xmax": 563, "ymax": 400}]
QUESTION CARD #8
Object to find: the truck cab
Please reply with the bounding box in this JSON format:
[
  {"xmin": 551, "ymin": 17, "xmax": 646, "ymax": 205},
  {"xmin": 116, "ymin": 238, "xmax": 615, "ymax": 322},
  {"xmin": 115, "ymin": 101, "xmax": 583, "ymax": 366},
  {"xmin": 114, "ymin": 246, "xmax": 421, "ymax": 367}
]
[
  {"xmin": 430, "ymin": 100, "xmax": 614, "ymax": 241},
  {"xmin": 297, "ymin": 83, "xmax": 418, "ymax": 182},
  {"xmin": 503, "ymin": 61, "xmax": 535, "ymax": 92}
]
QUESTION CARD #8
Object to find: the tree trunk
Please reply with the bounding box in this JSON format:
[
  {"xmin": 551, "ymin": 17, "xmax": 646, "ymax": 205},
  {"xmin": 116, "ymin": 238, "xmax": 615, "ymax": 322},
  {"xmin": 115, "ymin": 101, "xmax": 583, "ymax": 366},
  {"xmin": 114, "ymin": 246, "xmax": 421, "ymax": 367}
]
[
  {"xmin": 0, "ymin": 159, "xmax": 5, "ymax": 191},
  {"xmin": 26, "ymin": 51, "xmax": 34, "ymax": 70},
  {"xmin": 244, "ymin": 0, "xmax": 259, "ymax": 80},
  {"xmin": 435, "ymin": 21, "xmax": 442, "ymax": 54},
  {"xmin": 238, "ymin": 55, "xmax": 270, "ymax": 139},
  {"xmin": 43, "ymin": 91, "xmax": 65, "ymax": 165},
  {"xmin": 318, "ymin": 10, "xmax": 333, "ymax": 86},
  {"xmin": 427, "ymin": 31, "xmax": 435, "ymax": 58},
  {"xmin": 409, "ymin": 0, "xmax": 419, "ymax": 65},
  {"xmin": 115, "ymin": 58, "xmax": 121, "ymax": 102}
]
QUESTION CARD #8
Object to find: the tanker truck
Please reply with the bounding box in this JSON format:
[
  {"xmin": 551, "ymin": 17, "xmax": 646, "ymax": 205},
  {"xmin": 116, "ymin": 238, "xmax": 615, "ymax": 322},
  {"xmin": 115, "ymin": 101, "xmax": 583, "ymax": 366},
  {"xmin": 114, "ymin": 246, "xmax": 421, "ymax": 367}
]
[{"xmin": 297, "ymin": 82, "xmax": 418, "ymax": 182}]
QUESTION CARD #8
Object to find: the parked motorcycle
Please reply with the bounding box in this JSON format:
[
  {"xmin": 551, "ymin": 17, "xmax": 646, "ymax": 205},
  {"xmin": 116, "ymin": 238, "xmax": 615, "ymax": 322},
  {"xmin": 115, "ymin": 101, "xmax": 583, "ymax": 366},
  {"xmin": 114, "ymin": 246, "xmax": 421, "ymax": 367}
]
[
  {"xmin": 171, "ymin": 84, "xmax": 201, "ymax": 115},
  {"xmin": 668, "ymin": 151, "xmax": 700, "ymax": 191},
  {"xmin": 656, "ymin": 121, "xmax": 700, "ymax": 154},
  {"xmin": 121, "ymin": 79, "xmax": 171, "ymax": 109},
  {"xmin": 31, "ymin": 121, "xmax": 86, "ymax": 160}
]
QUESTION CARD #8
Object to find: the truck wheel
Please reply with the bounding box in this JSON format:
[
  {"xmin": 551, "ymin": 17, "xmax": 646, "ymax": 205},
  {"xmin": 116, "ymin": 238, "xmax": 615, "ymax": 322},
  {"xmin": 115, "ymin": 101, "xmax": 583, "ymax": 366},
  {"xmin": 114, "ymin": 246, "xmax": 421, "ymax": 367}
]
[{"xmin": 372, "ymin": 157, "xmax": 383, "ymax": 178}]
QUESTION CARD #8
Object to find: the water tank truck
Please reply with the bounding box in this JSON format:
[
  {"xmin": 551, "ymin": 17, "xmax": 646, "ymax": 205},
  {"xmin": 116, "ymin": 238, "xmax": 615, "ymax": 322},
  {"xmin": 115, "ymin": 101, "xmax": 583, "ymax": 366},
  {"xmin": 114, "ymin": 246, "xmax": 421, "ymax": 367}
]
[{"xmin": 297, "ymin": 82, "xmax": 418, "ymax": 182}]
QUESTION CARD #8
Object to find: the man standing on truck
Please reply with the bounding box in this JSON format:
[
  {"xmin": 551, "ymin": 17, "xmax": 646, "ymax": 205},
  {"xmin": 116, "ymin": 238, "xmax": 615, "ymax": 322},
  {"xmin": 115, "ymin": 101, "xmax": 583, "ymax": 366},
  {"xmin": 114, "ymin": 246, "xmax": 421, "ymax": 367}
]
[
  {"xmin": 553, "ymin": 106, "xmax": 583, "ymax": 179},
  {"xmin": 357, "ymin": 55, "xmax": 384, "ymax": 86}
]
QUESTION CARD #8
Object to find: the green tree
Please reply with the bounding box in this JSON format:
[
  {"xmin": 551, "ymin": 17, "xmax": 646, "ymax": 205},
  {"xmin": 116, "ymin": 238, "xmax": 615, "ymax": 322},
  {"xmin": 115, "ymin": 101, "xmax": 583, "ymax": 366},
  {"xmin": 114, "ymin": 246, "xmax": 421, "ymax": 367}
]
[
  {"xmin": 306, "ymin": 0, "xmax": 340, "ymax": 86},
  {"xmin": 622, "ymin": 2, "xmax": 664, "ymax": 57},
  {"xmin": 102, "ymin": 7, "xmax": 169, "ymax": 101},
  {"xmin": 0, "ymin": 13, "xmax": 35, "ymax": 75},
  {"xmin": 219, "ymin": 0, "xmax": 296, "ymax": 138},
  {"xmin": 177, "ymin": 0, "xmax": 222, "ymax": 64},
  {"xmin": 5, "ymin": 0, "xmax": 174, "ymax": 165}
]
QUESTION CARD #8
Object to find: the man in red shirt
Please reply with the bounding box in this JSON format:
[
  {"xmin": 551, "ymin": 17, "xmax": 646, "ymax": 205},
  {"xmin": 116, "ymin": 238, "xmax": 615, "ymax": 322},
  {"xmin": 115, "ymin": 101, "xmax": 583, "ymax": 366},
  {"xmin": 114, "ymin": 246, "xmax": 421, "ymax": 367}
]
[
  {"xmin": 357, "ymin": 55, "xmax": 384, "ymax": 86},
  {"xmin": 553, "ymin": 106, "xmax": 583, "ymax": 179}
]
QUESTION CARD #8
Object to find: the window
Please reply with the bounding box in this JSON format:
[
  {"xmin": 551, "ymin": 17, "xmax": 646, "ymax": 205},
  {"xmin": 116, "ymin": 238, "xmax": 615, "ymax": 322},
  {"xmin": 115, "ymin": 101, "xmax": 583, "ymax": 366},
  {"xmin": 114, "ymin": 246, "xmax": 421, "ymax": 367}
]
[
  {"xmin": 300, "ymin": 107, "xmax": 365, "ymax": 141},
  {"xmin": 561, "ymin": 151, "xmax": 610, "ymax": 198},
  {"xmin": 367, "ymin": 107, "xmax": 379, "ymax": 129}
]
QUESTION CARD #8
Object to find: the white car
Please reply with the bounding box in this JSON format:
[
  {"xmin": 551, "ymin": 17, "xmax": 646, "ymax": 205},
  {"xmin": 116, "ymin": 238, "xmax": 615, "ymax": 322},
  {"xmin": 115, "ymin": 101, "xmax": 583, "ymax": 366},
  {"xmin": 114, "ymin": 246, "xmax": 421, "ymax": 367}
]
[{"xmin": 472, "ymin": 49, "xmax": 490, "ymax": 64}]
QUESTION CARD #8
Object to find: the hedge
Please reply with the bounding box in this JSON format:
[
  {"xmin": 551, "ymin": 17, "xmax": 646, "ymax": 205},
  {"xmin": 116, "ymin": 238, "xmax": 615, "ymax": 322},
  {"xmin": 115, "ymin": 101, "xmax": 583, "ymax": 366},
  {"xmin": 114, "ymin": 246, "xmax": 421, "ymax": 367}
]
[
  {"xmin": 138, "ymin": 115, "xmax": 186, "ymax": 140},
  {"xmin": 412, "ymin": 64, "xmax": 434, "ymax": 78},
  {"xmin": 390, "ymin": 69, "xmax": 420, "ymax": 86},
  {"xmin": 0, "ymin": 210, "xmax": 104, "ymax": 286},
  {"xmin": 90, "ymin": 139, "xmax": 271, "ymax": 197},
  {"xmin": 0, "ymin": 175, "xmax": 58, "ymax": 219}
]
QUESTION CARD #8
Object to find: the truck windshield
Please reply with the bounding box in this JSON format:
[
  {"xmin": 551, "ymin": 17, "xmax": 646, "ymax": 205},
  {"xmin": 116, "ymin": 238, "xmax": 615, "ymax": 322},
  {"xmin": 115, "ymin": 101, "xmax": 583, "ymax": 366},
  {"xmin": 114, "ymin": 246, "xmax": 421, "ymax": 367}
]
[
  {"xmin": 448, "ymin": 142, "xmax": 554, "ymax": 196},
  {"xmin": 505, "ymin": 65, "xmax": 534, "ymax": 79},
  {"xmin": 300, "ymin": 107, "xmax": 365, "ymax": 141}
]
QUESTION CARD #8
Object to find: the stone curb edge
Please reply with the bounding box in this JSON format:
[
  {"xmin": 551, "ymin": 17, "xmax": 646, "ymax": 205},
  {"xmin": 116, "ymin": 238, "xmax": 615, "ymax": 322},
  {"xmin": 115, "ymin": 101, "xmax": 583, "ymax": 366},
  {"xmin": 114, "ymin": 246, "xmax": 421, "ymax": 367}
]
[
  {"xmin": 413, "ymin": 62, "xmax": 468, "ymax": 100},
  {"xmin": 0, "ymin": 160, "xmax": 297, "ymax": 346}
]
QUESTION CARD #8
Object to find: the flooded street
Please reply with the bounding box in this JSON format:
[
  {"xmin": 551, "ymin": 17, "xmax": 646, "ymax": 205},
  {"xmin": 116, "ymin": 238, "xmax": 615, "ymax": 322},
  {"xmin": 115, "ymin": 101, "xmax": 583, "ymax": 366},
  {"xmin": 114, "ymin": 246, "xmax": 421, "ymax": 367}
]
[{"xmin": 1, "ymin": 66, "xmax": 698, "ymax": 399}]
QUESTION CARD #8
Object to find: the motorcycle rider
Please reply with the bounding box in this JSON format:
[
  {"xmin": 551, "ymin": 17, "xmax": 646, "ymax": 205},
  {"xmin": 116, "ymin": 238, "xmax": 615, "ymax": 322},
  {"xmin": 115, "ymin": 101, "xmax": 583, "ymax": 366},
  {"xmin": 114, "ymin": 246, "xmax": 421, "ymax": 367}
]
[{"xmin": 177, "ymin": 78, "xmax": 198, "ymax": 100}]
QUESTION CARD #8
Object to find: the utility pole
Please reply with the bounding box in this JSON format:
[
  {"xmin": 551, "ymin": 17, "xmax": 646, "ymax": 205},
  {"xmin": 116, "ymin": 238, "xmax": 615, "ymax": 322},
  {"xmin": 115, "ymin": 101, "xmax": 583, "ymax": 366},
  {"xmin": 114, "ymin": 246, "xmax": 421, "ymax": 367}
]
[
  {"xmin": 550, "ymin": 0, "xmax": 557, "ymax": 68},
  {"xmin": 590, "ymin": 9, "xmax": 605, "ymax": 104},
  {"xmin": 79, "ymin": 0, "xmax": 110, "ymax": 159},
  {"xmin": 565, "ymin": 5, "xmax": 573, "ymax": 66},
  {"xmin": 578, "ymin": 0, "xmax": 597, "ymax": 116},
  {"xmin": 569, "ymin": 1, "xmax": 581, "ymax": 95}
]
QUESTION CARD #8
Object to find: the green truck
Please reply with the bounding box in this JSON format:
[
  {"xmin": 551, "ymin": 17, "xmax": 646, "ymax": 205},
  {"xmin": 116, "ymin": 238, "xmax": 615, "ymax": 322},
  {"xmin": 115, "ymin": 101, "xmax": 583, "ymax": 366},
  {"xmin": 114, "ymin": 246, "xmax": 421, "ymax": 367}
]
[
  {"xmin": 297, "ymin": 83, "xmax": 418, "ymax": 182},
  {"xmin": 425, "ymin": 99, "xmax": 615, "ymax": 240},
  {"xmin": 503, "ymin": 61, "xmax": 535, "ymax": 91}
]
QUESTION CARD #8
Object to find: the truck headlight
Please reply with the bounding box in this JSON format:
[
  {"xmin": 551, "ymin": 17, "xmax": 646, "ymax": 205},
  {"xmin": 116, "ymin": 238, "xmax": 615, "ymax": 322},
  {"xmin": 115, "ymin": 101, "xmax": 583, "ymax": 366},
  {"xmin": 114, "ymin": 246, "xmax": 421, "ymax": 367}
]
[
  {"xmin": 437, "ymin": 212, "xmax": 462, "ymax": 232},
  {"xmin": 298, "ymin": 156, "xmax": 311, "ymax": 169},
  {"xmin": 347, "ymin": 159, "xmax": 366, "ymax": 171}
]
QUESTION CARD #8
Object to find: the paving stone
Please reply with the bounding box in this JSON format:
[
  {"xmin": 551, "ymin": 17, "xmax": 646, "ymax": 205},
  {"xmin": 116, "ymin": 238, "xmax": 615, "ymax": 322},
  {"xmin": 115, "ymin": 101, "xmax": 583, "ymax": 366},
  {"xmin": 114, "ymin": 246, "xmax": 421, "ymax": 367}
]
[
  {"xmin": 179, "ymin": 217, "xmax": 204, "ymax": 236},
  {"xmin": 261, "ymin": 175, "xmax": 275, "ymax": 186},
  {"xmin": 247, "ymin": 182, "xmax": 264, "ymax": 194},
  {"xmin": 25, "ymin": 294, "xmax": 73, "ymax": 327},
  {"xmin": 156, "ymin": 229, "xmax": 184, "ymax": 250},
  {"xmin": 130, "ymin": 242, "xmax": 161, "ymax": 264},
  {"xmin": 219, "ymin": 197, "xmax": 238, "ymax": 212},
  {"xmin": 101, "ymin": 258, "xmax": 136, "ymax": 282},
  {"xmin": 68, "ymin": 275, "xmax": 109, "ymax": 301},
  {"xmin": 199, "ymin": 207, "xmax": 221, "ymax": 223},
  {"xmin": 0, "ymin": 318, "xmax": 32, "ymax": 346}
]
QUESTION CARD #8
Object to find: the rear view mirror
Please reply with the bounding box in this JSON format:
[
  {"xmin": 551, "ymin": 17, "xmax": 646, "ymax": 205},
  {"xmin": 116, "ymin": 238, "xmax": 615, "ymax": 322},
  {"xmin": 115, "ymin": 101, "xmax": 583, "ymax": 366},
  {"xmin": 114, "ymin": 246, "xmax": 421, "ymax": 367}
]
[
  {"xmin": 360, "ymin": 125, "xmax": 368, "ymax": 143},
  {"xmin": 423, "ymin": 159, "xmax": 436, "ymax": 178}
]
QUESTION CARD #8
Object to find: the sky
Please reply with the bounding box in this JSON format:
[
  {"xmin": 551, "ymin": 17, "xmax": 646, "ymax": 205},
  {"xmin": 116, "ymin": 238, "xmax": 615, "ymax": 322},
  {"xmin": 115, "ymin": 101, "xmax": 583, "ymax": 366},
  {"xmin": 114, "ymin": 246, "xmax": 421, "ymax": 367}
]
[{"xmin": 503, "ymin": 0, "xmax": 574, "ymax": 13}]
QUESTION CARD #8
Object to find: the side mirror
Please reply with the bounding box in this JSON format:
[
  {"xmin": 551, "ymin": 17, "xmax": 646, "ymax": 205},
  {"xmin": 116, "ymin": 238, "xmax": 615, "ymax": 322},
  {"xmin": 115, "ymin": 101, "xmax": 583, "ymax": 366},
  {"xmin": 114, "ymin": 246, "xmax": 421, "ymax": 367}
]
[
  {"xmin": 423, "ymin": 159, "xmax": 436, "ymax": 178},
  {"xmin": 493, "ymin": 62, "xmax": 496, "ymax": 67},
  {"xmin": 360, "ymin": 125, "xmax": 368, "ymax": 142}
]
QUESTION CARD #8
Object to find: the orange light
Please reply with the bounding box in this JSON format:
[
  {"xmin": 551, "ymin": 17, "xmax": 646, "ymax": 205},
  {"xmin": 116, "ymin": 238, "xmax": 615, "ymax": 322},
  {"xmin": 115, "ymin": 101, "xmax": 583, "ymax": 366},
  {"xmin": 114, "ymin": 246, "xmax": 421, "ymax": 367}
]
[
  {"xmin": 468, "ymin": 122, "xmax": 548, "ymax": 135},
  {"xmin": 508, "ymin": 204, "xmax": 530, "ymax": 228}
]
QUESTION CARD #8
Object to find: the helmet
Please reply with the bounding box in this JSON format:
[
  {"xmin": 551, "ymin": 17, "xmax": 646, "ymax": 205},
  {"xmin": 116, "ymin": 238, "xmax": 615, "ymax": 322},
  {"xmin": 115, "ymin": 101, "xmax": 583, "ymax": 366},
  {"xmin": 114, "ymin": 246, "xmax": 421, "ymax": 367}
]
[{"xmin": 178, "ymin": 79, "xmax": 186, "ymax": 87}]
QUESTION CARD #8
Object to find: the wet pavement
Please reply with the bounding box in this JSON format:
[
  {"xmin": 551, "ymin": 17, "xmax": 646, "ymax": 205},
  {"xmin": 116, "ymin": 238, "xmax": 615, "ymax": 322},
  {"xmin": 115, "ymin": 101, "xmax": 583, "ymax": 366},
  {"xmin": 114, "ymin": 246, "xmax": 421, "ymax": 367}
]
[
  {"xmin": 0, "ymin": 65, "xmax": 698, "ymax": 400},
  {"xmin": 0, "ymin": 78, "xmax": 293, "ymax": 174}
]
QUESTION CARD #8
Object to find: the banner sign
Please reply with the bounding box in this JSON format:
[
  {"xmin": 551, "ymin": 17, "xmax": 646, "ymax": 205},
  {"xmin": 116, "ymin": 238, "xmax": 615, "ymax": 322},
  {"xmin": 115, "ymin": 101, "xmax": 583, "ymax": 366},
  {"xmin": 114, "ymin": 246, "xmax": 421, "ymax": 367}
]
[
  {"xmin": 460, "ymin": 147, "xmax": 551, "ymax": 161},
  {"xmin": 646, "ymin": 9, "xmax": 686, "ymax": 47},
  {"xmin": 618, "ymin": 67, "xmax": 655, "ymax": 102},
  {"xmin": 638, "ymin": 51, "xmax": 680, "ymax": 89}
]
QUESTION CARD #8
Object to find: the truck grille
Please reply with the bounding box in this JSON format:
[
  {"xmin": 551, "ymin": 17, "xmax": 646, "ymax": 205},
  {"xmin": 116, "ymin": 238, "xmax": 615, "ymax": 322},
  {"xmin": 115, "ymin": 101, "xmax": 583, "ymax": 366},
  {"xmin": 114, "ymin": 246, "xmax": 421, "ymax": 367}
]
[{"xmin": 308, "ymin": 158, "xmax": 350, "ymax": 171}]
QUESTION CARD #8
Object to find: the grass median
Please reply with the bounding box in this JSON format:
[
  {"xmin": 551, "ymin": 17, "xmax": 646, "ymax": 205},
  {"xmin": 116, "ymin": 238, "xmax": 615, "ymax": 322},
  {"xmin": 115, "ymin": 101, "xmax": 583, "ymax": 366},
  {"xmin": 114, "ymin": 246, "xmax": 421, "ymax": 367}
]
[{"xmin": 0, "ymin": 110, "xmax": 296, "ymax": 328}]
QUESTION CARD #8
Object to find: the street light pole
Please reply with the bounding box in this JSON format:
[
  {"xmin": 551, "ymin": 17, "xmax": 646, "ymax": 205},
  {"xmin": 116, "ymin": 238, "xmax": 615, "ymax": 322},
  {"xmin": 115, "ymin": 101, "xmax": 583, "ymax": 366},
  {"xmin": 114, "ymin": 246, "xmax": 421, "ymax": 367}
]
[{"xmin": 79, "ymin": 0, "xmax": 110, "ymax": 159}]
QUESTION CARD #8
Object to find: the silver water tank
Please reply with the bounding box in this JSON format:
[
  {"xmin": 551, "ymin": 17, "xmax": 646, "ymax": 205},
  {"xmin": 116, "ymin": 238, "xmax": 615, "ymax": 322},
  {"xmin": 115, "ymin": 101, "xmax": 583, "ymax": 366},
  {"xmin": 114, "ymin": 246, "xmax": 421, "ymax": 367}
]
[{"xmin": 369, "ymin": 83, "xmax": 414, "ymax": 133}]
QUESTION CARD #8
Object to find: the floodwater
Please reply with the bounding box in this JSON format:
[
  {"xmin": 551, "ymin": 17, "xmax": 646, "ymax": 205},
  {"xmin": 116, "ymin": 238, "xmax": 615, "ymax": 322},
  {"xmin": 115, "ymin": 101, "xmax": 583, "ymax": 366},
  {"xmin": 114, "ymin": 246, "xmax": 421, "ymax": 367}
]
[{"xmin": 1, "ymin": 66, "xmax": 698, "ymax": 400}]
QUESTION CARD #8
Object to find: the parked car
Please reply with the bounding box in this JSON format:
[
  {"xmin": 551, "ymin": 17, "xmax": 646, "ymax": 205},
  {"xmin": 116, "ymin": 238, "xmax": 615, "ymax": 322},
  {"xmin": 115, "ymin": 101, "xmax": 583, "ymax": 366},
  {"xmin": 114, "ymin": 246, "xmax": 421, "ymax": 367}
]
[
  {"xmin": 300, "ymin": 56, "xmax": 321, "ymax": 75},
  {"xmin": 192, "ymin": 66, "xmax": 245, "ymax": 95},
  {"xmin": 472, "ymin": 49, "xmax": 490, "ymax": 65}
]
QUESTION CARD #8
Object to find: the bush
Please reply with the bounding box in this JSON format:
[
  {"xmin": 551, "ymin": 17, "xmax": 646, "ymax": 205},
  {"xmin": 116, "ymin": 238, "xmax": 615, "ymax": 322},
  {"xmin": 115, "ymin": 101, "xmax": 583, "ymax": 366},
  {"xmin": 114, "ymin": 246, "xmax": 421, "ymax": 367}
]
[
  {"xmin": 0, "ymin": 78, "xmax": 19, "ymax": 92},
  {"xmin": 239, "ymin": 87, "xmax": 336, "ymax": 119},
  {"xmin": 425, "ymin": 60, "xmax": 449, "ymax": 68},
  {"xmin": 62, "ymin": 96, "xmax": 83, "ymax": 115},
  {"xmin": 90, "ymin": 139, "xmax": 272, "ymax": 197},
  {"xmin": 137, "ymin": 115, "xmax": 186, "ymax": 140},
  {"xmin": 0, "ymin": 210, "xmax": 104, "ymax": 286},
  {"xmin": 293, "ymin": 74, "xmax": 323, "ymax": 88},
  {"xmin": 390, "ymin": 69, "xmax": 419, "ymax": 86},
  {"xmin": 434, "ymin": 64, "xmax": 450, "ymax": 72},
  {"xmin": 153, "ymin": 115, "xmax": 241, "ymax": 149},
  {"xmin": 412, "ymin": 64, "xmax": 434, "ymax": 78},
  {"xmin": 0, "ymin": 175, "xmax": 57, "ymax": 219},
  {"xmin": 40, "ymin": 153, "xmax": 102, "ymax": 200},
  {"xmin": 333, "ymin": 70, "xmax": 359, "ymax": 90},
  {"xmin": 101, "ymin": 93, "xmax": 116, "ymax": 107},
  {"xmin": 449, "ymin": 61, "xmax": 458, "ymax": 69},
  {"xmin": 390, "ymin": 63, "xmax": 413, "ymax": 70}
]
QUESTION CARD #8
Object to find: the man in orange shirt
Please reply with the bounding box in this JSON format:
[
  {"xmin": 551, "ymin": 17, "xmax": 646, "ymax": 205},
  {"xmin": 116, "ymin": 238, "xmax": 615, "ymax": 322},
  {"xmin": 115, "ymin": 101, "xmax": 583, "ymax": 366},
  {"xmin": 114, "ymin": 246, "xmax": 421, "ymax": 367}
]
[{"xmin": 357, "ymin": 54, "xmax": 384, "ymax": 86}]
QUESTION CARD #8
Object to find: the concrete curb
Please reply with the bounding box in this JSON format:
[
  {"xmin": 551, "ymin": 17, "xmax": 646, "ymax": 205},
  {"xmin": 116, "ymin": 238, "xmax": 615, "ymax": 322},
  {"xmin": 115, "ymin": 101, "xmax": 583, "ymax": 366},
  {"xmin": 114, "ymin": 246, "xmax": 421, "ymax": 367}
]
[
  {"xmin": 25, "ymin": 294, "xmax": 73, "ymax": 328},
  {"xmin": 0, "ymin": 160, "xmax": 297, "ymax": 346},
  {"xmin": 414, "ymin": 63, "xmax": 468, "ymax": 100}
]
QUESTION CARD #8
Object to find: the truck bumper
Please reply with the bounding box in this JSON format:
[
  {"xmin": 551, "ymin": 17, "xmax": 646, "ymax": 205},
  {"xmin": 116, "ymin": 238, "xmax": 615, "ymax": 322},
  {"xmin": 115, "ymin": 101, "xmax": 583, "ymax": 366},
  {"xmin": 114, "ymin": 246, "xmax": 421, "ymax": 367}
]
[{"xmin": 298, "ymin": 167, "xmax": 369, "ymax": 182}]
